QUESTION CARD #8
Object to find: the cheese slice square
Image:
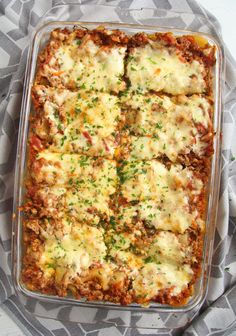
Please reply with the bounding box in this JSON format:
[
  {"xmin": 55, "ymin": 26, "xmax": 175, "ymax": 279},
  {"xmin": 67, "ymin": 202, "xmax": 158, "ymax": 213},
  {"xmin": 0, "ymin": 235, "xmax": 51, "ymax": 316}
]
[
  {"xmin": 36, "ymin": 29, "xmax": 127, "ymax": 93},
  {"xmin": 127, "ymin": 35, "xmax": 212, "ymax": 95}
]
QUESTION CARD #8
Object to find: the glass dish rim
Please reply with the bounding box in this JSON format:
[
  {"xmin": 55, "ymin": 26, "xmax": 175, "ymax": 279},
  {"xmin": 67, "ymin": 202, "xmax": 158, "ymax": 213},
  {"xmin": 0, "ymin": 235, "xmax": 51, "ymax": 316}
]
[{"xmin": 11, "ymin": 18, "xmax": 224, "ymax": 314}]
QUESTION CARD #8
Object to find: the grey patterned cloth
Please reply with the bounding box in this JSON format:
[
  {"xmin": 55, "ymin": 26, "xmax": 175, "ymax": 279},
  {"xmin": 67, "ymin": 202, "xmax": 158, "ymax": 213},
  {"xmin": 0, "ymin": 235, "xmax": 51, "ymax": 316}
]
[{"xmin": 0, "ymin": 0, "xmax": 236, "ymax": 335}]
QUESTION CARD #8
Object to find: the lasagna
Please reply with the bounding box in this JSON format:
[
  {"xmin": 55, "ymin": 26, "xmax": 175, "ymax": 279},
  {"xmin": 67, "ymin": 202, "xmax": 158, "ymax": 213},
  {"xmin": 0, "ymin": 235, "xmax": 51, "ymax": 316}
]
[{"xmin": 22, "ymin": 27, "xmax": 215, "ymax": 306}]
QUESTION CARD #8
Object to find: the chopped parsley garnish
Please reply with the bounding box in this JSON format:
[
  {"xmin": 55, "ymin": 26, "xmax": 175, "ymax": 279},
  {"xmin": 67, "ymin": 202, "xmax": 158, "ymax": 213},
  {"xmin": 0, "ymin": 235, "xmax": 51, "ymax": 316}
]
[
  {"xmin": 68, "ymin": 178, "xmax": 73, "ymax": 185},
  {"xmin": 60, "ymin": 135, "xmax": 67, "ymax": 146},
  {"xmin": 75, "ymin": 107, "xmax": 82, "ymax": 114},
  {"xmin": 92, "ymin": 96, "xmax": 99, "ymax": 103},
  {"xmin": 46, "ymin": 263, "xmax": 55, "ymax": 268},
  {"xmin": 80, "ymin": 83, "xmax": 86, "ymax": 90},
  {"xmin": 78, "ymin": 156, "xmax": 89, "ymax": 167},
  {"xmin": 130, "ymin": 66, "xmax": 137, "ymax": 71},
  {"xmin": 127, "ymin": 55, "xmax": 134, "ymax": 62},
  {"xmin": 147, "ymin": 57, "xmax": 157, "ymax": 65},
  {"xmin": 144, "ymin": 256, "xmax": 155, "ymax": 263},
  {"xmin": 155, "ymin": 123, "xmax": 162, "ymax": 129},
  {"xmin": 110, "ymin": 216, "xmax": 116, "ymax": 229}
]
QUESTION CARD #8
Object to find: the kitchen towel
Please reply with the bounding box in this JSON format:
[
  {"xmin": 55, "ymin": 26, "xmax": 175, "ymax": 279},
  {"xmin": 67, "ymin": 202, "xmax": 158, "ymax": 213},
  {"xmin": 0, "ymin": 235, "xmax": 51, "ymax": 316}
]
[{"xmin": 0, "ymin": 0, "xmax": 236, "ymax": 335}]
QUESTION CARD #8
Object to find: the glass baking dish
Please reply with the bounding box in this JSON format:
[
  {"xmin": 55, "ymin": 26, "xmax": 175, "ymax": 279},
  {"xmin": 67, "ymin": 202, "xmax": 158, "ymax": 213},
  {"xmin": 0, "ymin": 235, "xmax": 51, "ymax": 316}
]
[{"xmin": 11, "ymin": 4, "xmax": 224, "ymax": 329}]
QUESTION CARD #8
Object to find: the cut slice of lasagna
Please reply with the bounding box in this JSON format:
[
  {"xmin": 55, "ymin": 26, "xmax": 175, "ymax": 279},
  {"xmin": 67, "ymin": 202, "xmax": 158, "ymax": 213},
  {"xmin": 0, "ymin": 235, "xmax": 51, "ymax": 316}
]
[
  {"xmin": 31, "ymin": 85, "xmax": 122, "ymax": 157},
  {"xmin": 117, "ymin": 160, "xmax": 205, "ymax": 234},
  {"xmin": 36, "ymin": 28, "xmax": 127, "ymax": 93},
  {"xmin": 120, "ymin": 92, "xmax": 213, "ymax": 161},
  {"xmin": 127, "ymin": 33, "xmax": 215, "ymax": 95}
]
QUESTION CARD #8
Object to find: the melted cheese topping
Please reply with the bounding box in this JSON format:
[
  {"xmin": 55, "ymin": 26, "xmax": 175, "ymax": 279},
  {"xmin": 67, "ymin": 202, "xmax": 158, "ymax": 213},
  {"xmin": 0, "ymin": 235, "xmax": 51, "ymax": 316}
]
[
  {"xmin": 108, "ymin": 231, "xmax": 143, "ymax": 276},
  {"xmin": 146, "ymin": 231, "xmax": 190, "ymax": 264},
  {"xmin": 122, "ymin": 93, "xmax": 211, "ymax": 161},
  {"xmin": 33, "ymin": 151, "xmax": 117, "ymax": 193},
  {"xmin": 49, "ymin": 132, "xmax": 117, "ymax": 157},
  {"xmin": 118, "ymin": 198, "xmax": 196, "ymax": 234},
  {"xmin": 120, "ymin": 160, "xmax": 202, "ymax": 202},
  {"xmin": 133, "ymin": 263, "xmax": 193, "ymax": 299},
  {"xmin": 109, "ymin": 231, "xmax": 190, "ymax": 264},
  {"xmin": 27, "ymin": 29, "xmax": 211, "ymax": 305},
  {"xmin": 84, "ymin": 263, "xmax": 118, "ymax": 291},
  {"xmin": 108, "ymin": 230, "xmax": 193, "ymax": 296},
  {"xmin": 40, "ymin": 223, "xmax": 106, "ymax": 278},
  {"xmin": 36, "ymin": 186, "xmax": 113, "ymax": 225},
  {"xmin": 34, "ymin": 86, "xmax": 121, "ymax": 139},
  {"xmin": 119, "ymin": 160, "xmax": 202, "ymax": 233},
  {"xmin": 34, "ymin": 86, "xmax": 121, "ymax": 157},
  {"xmin": 127, "ymin": 43, "xmax": 206, "ymax": 94},
  {"xmin": 44, "ymin": 40, "xmax": 126, "ymax": 92}
]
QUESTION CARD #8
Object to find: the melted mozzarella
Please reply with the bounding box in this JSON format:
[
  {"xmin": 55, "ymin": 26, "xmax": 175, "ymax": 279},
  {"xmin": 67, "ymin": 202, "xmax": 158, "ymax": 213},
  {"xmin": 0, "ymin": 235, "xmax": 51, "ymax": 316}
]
[
  {"xmin": 51, "ymin": 132, "xmax": 117, "ymax": 157},
  {"xmin": 44, "ymin": 40, "xmax": 126, "ymax": 92},
  {"xmin": 119, "ymin": 161, "xmax": 202, "ymax": 233},
  {"xmin": 111, "ymin": 250, "xmax": 143, "ymax": 277},
  {"xmin": 137, "ymin": 198, "xmax": 195, "ymax": 233},
  {"xmin": 33, "ymin": 151, "xmax": 117, "ymax": 193},
  {"xmin": 108, "ymin": 231, "xmax": 144, "ymax": 277},
  {"xmin": 34, "ymin": 85, "xmax": 121, "ymax": 138},
  {"xmin": 133, "ymin": 263, "xmax": 193, "ymax": 299},
  {"xmin": 40, "ymin": 224, "xmax": 106, "ymax": 278},
  {"xmin": 118, "ymin": 197, "xmax": 196, "ymax": 234},
  {"xmin": 34, "ymin": 86, "xmax": 121, "ymax": 156},
  {"xmin": 83, "ymin": 263, "xmax": 117, "ymax": 291},
  {"xmin": 36, "ymin": 186, "xmax": 113, "ymax": 225},
  {"xmin": 128, "ymin": 131, "xmax": 208, "ymax": 161},
  {"xmin": 120, "ymin": 160, "xmax": 202, "ymax": 202},
  {"xmin": 107, "ymin": 230, "xmax": 194, "ymax": 299},
  {"xmin": 123, "ymin": 93, "xmax": 211, "ymax": 161},
  {"xmin": 146, "ymin": 231, "xmax": 189, "ymax": 264},
  {"xmin": 127, "ymin": 43, "xmax": 206, "ymax": 94}
]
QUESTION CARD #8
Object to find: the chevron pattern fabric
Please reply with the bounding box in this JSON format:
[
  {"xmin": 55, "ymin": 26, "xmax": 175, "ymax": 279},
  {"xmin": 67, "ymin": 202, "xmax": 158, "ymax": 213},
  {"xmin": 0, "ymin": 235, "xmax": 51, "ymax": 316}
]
[{"xmin": 0, "ymin": 1, "xmax": 236, "ymax": 335}]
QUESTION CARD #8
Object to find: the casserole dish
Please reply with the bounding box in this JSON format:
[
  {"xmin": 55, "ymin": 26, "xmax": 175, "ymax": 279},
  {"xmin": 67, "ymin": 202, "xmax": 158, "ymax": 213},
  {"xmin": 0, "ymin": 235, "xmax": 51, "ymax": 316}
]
[{"xmin": 11, "ymin": 4, "xmax": 224, "ymax": 329}]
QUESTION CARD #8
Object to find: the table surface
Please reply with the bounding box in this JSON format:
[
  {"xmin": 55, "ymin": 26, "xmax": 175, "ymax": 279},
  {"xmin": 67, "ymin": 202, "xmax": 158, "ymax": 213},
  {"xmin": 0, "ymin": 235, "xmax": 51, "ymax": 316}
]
[{"xmin": 1, "ymin": 0, "xmax": 236, "ymax": 335}]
